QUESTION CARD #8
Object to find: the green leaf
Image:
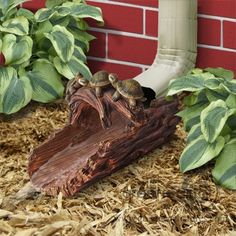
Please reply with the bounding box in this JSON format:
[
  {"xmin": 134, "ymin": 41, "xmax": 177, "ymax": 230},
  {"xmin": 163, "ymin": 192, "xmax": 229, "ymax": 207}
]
[
  {"xmin": 35, "ymin": 8, "xmax": 56, "ymax": 22},
  {"xmin": 63, "ymin": 2, "xmax": 103, "ymax": 23},
  {"xmin": 2, "ymin": 34, "xmax": 32, "ymax": 66},
  {"xmin": 27, "ymin": 59, "xmax": 64, "ymax": 103},
  {"xmin": 73, "ymin": 45, "xmax": 86, "ymax": 62},
  {"xmin": 0, "ymin": 16, "xmax": 29, "ymax": 35},
  {"xmin": 0, "ymin": 38, "xmax": 2, "ymax": 51},
  {"xmin": 46, "ymin": 0, "xmax": 67, "ymax": 8},
  {"xmin": 221, "ymin": 80, "xmax": 236, "ymax": 95},
  {"xmin": 167, "ymin": 75, "xmax": 205, "ymax": 96},
  {"xmin": 0, "ymin": 67, "xmax": 32, "ymax": 114},
  {"xmin": 16, "ymin": 8, "xmax": 35, "ymax": 22},
  {"xmin": 183, "ymin": 90, "xmax": 208, "ymax": 106},
  {"xmin": 201, "ymin": 100, "xmax": 230, "ymax": 143},
  {"xmin": 180, "ymin": 135, "xmax": 225, "ymax": 172},
  {"xmin": 204, "ymin": 67, "xmax": 234, "ymax": 80},
  {"xmin": 177, "ymin": 102, "xmax": 209, "ymax": 131},
  {"xmin": 204, "ymin": 78, "xmax": 221, "ymax": 90},
  {"xmin": 54, "ymin": 55, "xmax": 92, "ymax": 80},
  {"xmin": 0, "ymin": 0, "xmax": 27, "ymax": 15},
  {"xmin": 206, "ymin": 88, "xmax": 229, "ymax": 102},
  {"xmin": 226, "ymin": 94, "xmax": 236, "ymax": 109},
  {"xmin": 45, "ymin": 25, "xmax": 74, "ymax": 62},
  {"xmin": 187, "ymin": 124, "xmax": 202, "ymax": 144},
  {"xmin": 212, "ymin": 139, "xmax": 236, "ymax": 190}
]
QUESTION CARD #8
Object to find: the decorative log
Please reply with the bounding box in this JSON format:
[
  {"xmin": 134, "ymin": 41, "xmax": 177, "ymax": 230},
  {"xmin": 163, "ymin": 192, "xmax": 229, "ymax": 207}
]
[{"xmin": 28, "ymin": 84, "xmax": 180, "ymax": 197}]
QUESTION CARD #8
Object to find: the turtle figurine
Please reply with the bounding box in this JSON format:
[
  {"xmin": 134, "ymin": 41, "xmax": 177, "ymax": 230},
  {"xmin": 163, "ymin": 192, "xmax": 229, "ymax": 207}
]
[
  {"xmin": 109, "ymin": 74, "xmax": 146, "ymax": 108},
  {"xmin": 65, "ymin": 74, "xmax": 83, "ymax": 102},
  {"xmin": 79, "ymin": 70, "xmax": 110, "ymax": 97}
]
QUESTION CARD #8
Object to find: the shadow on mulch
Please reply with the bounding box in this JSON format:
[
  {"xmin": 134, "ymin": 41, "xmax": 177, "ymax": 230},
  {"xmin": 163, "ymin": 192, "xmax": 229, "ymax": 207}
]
[{"xmin": 0, "ymin": 102, "xmax": 235, "ymax": 236}]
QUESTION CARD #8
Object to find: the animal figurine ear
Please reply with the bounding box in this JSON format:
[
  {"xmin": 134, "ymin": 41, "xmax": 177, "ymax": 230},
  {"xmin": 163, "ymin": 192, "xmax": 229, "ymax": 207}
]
[{"xmin": 133, "ymin": 0, "xmax": 197, "ymax": 96}]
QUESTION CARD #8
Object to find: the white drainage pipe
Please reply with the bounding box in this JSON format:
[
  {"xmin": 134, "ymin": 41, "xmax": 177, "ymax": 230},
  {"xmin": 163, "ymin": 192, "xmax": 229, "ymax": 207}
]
[{"xmin": 134, "ymin": 0, "xmax": 197, "ymax": 96}]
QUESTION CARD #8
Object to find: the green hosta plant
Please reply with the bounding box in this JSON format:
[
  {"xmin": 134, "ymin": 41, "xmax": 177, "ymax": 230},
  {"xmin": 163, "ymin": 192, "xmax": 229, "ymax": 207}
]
[
  {"xmin": 167, "ymin": 67, "xmax": 236, "ymax": 190},
  {"xmin": 0, "ymin": 0, "xmax": 103, "ymax": 114}
]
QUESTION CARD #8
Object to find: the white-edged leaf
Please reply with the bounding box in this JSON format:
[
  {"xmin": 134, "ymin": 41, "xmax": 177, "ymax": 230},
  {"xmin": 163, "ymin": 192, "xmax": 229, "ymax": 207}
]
[
  {"xmin": 187, "ymin": 124, "xmax": 202, "ymax": 144},
  {"xmin": 204, "ymin": 67, "xmax": 234, "ymax": 80},
  {"xmin": 35, "ymin": 8, "xmax": 56, "ymax": 22},
  {"xmin": 63, "ymin": 2, "xmax": 103, "ymax": 23},
  {"xmin": 0, "ymin": 67, "xmax": 32, "ymax": 114},
  {"xmin": 167, "ymin": 75, "xmax": 205, "ymax": 96},
  {"xmin": 204, "ymin": 78, "xmax": 221, "ymax": 90},
  {"xmin": 16, "ymin": 8, "xmax": 35, "ymax": 22},
  {"xmin": 180, "ymin": 135, "xmax": 225, "ymax": 172},
  {"xmin": 201, "ymin": 100, "xmax": 230, "ymax": 143},
  {"xmin": 54, "ymin": 56, "xmax": 92, "ymax": 80},
  {"xmin": 73, "ymin": 45, "xmax": 86, "ymax": 62},
  {"xmin": 0, "ymin": 16, "xmax": 29, "ymax": 35},
  {"xmin": 177, "ymin": 102, "xmax": 209, "ymax": 131},
  {"xmin": 45, "ymin": 25, "xmax": 74, "ymax": 62},
  {"xmin": 221, "ymin": 80, "xmax": 236, "ymax": 95},
  {"xmin": 46, "ymin": 0, "xmax": 67, "ymax": 8},
  {"xmin": 2, "ymin": 34, "xmax": 32, "ymax": 65},
  {"xmin": 212, "ymin": 139, "xmax": 236, "ymax": 190},
  {"xmin": 27, "ymin": 59, "xmax": 64, "ymax": 103}
]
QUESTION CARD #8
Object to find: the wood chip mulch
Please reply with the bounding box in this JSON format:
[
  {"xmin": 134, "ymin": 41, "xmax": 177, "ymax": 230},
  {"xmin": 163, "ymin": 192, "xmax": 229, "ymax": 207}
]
[{"xmin": 0, "ymin": 102, "xmax": 235, "ymax": 236}]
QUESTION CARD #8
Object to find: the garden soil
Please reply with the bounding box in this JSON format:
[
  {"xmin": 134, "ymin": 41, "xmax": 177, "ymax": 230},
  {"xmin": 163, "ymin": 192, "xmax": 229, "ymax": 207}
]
[{"xmin": 0, "ymin": 102, "xmax": 235, "ymax": 236}]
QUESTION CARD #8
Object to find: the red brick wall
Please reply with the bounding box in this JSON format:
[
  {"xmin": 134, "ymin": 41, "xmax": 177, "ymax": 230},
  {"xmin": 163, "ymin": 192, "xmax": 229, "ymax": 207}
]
[{"xmin": 20, "ymin": 0, "xmax": 236, "ymax": 79}]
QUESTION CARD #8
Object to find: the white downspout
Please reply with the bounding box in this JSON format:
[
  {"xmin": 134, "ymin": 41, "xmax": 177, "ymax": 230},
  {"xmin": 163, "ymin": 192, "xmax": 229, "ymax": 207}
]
[{"xmin": 134, "ymin": 0, "xmax": 197, "ymax": 96}]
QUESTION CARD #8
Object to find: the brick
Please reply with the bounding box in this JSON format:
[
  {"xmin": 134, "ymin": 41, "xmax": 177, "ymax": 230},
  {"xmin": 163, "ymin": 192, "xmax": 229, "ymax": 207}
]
[
  {"xmin": 87, "ymin": 1, "xmax": 143, "ymax": 33},
  {"xmin": 198, "ymin": 18, "xmax": 221, "ymax": 46},
  {"xmin": 22, "ymin": 0, "xmax": 46, "ymax": 12},
  {"xmin": 111, "ymin": 0, "xmax": 158, "ymax": 8},
  {"xmin": 198, "ymin": 0, "xmax": 236, "ymax": 18},
  {"xmin": 197, "ymin": 47, "xmax": 236, "ymax": 75},
  {"xmin": 87, "ymin": 60, "xmax": 143, "ymax": 80},
  {"xmin": 146, "ymin": 10, "xmax": 158, "ymax": 37},
  {"xmin": 223, "ymin": 21, "xmax": 236, "ymax": 50},
  {"xmin": 87, "ymin": 31, "xmax": 106, "ymax": 58},
  {"xmin": 108, "ymin": 34, "xmax": 157, "ymax": 65}
]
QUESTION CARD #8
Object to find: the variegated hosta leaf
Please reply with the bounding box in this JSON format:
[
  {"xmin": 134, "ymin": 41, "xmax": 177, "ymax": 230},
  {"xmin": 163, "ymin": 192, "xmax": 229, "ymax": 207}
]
[
  {"xmin": 204, "ymin": 67, "xmax": 234, "ymax": 80},
  {"xmin": 16, "ymin": 8, "xmax": 35, "ymax": 22},
  {"xmin": 27, "ymin": 59, "xmax": 64, "ymax": 103},
  {"xmin": 73, "ymin": 45, "xmax": 86, "ymax": 62},
  {"xmin": 204, "ymin": 78, "xmax": 221, "ymax": 90},
  {"xmin": 187, "ymin": 124, "xmax": 202, "ymax": 144},
  {"xmin": 45, "ymin": 25, "xmax": 74, "ymax": 62},
  {"xmin": 221, "ymin": 80, "xmax": 236, "ymax": 95},
  {"xmin": 54, "ymin": 55, "xmax": 92, "ymax": 80},
  {"xmin": 206, "ymin": 88, "xmax": 229, "ymax": 102},
  {"xmin": 0, "ymin": 16, "xmax": 29, "ymax": 35},
  {"xmin": 62, "ymin": 2, "xmax": 103, "ymax": 23},
  {"xmin": 2, "ymin": 34, "xmax": 33, "ymax": 65},
  {"xmin": 212, "ymin": 139, "xmax": 236, "ymax": 190},
  {"xmin": 167, "ymin": 75, "xmax": 205, "ymax": 96},
  {"xmin": 46, "ymin": 0, "xmax": 68, "ymax": 8},
  {"xmin": 201, "ymin": 100, "xmax": 230, "ymax": 143},
  {"xmin": 35, "ymin": 8, "xmax": 56, "ymax": 22},
  {"xmin": 0, "ymin": 0, "xmax": 28, "ymax": 14},
  {"xmin": 177, "ymin": 102, "xmax": 209, "ymax": 131},
  {"xmin": 0, "ymin": 67, "xmax": 32, "ymax": 114},
  {"xmin": 183, "ymin": 90, "xmax": 208, "ymax": 106},
  {"xmin": 180, "ymin": 135, "xmax": 225, "ymax": 172}
]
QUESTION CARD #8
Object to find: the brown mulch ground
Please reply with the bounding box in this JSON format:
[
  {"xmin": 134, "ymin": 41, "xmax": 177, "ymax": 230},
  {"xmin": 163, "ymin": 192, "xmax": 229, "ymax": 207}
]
[{"xmin": 0, "ymin": 102, "xmax": 235, "ymax": 236}]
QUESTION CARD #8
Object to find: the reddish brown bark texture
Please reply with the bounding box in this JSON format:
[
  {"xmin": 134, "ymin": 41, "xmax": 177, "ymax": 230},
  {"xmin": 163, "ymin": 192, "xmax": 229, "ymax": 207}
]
[{"xmin": 28, "ymin": 85, "xmax": 180, "ymax": 197}]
